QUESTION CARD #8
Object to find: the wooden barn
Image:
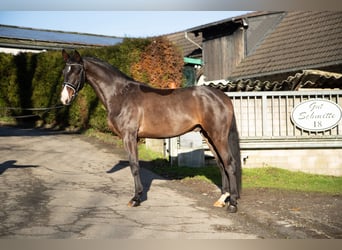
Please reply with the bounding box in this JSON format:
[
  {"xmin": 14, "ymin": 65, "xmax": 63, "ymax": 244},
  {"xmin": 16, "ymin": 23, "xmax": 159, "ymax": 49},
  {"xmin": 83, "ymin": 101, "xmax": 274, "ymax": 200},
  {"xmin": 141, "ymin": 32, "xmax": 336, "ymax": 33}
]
[{"xmin": 166, "ymin": 11, "xmax": 342, "ymax": 176}]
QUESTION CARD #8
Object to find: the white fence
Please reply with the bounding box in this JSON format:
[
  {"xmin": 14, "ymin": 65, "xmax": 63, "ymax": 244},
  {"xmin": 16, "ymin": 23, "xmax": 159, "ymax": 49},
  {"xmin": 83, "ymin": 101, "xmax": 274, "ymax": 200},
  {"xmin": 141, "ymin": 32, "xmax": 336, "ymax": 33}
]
[{"xmin": 227, "ymin": 90, "xmax": 342, "ymax": 149}]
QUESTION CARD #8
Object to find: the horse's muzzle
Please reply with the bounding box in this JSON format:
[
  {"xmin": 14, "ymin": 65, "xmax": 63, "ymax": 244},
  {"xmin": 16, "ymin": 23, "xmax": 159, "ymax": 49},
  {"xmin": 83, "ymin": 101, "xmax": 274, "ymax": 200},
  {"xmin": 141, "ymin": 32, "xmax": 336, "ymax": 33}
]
[{"xmin": 60, "ymin": 85, "xmax": 74, "ymax": 105}]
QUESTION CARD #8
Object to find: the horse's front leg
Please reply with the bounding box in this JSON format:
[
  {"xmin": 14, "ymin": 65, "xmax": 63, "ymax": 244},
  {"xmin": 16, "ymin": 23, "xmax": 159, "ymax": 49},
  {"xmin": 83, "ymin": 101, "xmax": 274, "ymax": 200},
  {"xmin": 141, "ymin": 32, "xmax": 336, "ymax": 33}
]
[{"xmin": 123, "ymin": 132, "xmax": 143, "ymax": 207}]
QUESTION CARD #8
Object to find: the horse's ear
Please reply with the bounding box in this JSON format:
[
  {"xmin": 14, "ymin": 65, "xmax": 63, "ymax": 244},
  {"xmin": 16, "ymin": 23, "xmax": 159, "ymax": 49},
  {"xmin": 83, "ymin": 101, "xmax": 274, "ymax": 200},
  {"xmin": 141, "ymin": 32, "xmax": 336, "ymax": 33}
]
[
  {"xmin": 74, "ymin": 50, "xmax": 82, "ymax": 63},
  {"xmin": 62, "ymin": 49, "xmax": 69, "ymax": 62}
]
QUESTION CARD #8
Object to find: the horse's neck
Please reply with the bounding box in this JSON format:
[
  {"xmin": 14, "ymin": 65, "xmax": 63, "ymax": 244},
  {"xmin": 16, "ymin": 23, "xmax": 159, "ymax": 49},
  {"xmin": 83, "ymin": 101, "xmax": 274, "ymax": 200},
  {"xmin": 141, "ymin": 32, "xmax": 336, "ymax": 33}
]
[{"xmin": 84, "ymin": 59, "xmax": 130, "ymax": 110}]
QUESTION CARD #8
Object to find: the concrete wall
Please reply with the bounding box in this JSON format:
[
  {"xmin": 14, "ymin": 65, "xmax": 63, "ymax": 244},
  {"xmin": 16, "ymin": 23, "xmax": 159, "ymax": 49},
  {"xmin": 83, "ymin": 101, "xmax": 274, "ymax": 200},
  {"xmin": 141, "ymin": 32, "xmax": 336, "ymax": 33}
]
[
  {"xmin": 241, "ymin": 148, "xmax": 342, "ymax": 176},
  {"xmin": 145, "ymin": 139, "xmax": 165, "ymax": 155}
]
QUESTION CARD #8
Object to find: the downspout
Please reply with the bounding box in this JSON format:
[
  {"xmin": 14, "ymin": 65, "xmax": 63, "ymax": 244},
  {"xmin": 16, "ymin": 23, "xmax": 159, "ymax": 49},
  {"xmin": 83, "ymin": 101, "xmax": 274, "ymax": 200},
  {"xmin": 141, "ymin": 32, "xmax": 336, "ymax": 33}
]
[
  {"xmin": 184, "ymin": 31, "xmax": 202, "ymax": 50},
  {"xmin": 232, "ymin": 18, "xmax": 249, "ymax": 58}
]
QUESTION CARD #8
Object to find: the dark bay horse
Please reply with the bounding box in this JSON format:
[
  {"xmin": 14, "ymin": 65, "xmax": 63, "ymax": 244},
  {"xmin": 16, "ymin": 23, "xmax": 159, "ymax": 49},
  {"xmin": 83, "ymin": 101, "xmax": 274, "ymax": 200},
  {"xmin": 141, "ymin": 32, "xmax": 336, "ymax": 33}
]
[{"xmin": 60, "ymin": 50, "xmax": 241, "ymax": 213}]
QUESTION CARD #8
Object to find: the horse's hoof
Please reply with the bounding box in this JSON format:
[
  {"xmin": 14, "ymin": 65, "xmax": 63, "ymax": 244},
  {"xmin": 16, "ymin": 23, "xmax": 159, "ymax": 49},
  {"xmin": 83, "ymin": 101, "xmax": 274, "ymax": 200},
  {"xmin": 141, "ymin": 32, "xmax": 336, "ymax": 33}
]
[
  {"xmin": 127, "ymin": 199, "xmax": 141, "ymax": 207},
  {"xmin": 227, "ymin": 204, "xmax": 237, "ymax": 213},
  {"xmin": 213, "ymin": 200, "xmax": 225, "ymax": 207}
]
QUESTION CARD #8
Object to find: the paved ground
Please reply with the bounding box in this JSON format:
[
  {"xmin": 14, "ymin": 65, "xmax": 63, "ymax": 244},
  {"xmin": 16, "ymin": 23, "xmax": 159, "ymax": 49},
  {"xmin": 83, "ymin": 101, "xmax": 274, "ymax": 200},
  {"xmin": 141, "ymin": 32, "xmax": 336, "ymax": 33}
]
[
  {"xmin": 0, "ymin": 126, "xmax": 258, "ymax": 239},
  {"xmin": 1, "ymin": 126, "xmax": 341, "ymax": 239}
]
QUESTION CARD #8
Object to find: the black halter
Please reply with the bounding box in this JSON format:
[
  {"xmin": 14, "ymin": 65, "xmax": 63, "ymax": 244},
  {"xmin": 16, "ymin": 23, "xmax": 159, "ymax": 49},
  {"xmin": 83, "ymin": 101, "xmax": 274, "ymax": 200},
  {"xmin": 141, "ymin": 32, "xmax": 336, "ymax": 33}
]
[{"xmin": 63, "ymin": 63, "xmax": 85, "ymax": 103}]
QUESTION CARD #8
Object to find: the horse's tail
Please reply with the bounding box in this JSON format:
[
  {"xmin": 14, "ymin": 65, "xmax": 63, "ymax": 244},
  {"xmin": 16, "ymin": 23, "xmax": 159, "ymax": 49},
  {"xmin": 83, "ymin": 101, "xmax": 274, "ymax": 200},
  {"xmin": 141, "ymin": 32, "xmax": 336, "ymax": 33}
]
[{"xmin": 228, "ymin": 113, "xmax": 242, "ymax": 197}]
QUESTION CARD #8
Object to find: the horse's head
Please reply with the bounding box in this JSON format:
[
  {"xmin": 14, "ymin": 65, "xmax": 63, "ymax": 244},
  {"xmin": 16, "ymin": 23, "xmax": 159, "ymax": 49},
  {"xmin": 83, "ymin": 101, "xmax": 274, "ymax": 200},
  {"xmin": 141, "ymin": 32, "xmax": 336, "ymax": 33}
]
[{"xmin": 60, "ymin": 49, "xmax": 85, "ymax": 105}]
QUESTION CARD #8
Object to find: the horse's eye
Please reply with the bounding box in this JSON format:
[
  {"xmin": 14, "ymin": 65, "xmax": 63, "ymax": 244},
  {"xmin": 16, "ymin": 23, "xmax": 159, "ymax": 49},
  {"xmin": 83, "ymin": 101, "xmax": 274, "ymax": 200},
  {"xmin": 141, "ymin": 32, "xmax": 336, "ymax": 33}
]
[{"xmin": 63, "ymin": 66, "xmax": 71, "ymax": 75}]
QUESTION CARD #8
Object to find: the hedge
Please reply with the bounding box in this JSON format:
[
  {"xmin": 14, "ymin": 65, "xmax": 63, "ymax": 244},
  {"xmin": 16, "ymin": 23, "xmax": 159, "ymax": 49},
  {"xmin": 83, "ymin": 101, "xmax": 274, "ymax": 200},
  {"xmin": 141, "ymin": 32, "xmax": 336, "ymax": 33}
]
[{"xmin": 0, "ymin": 38, "xmax": 152, "ymax": 131}]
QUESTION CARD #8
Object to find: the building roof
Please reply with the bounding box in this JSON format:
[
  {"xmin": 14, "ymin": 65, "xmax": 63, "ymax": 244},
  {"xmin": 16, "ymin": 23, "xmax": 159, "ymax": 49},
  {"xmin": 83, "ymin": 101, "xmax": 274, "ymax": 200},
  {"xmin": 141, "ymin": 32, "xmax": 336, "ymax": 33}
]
[
  {"xmin": 201, "ymin": 70, "xmax": 342, "ymax": 91},
  {"xmin": 230, "ymin": 11, "xmax": 342, "ymax": 80},
  {"xmin": 0, "ymin": 25, "xmax": 123, "ymax": 50},
  {"xmin": 186, "ymin": 11, "xmax": 263, "ymax": 35}
]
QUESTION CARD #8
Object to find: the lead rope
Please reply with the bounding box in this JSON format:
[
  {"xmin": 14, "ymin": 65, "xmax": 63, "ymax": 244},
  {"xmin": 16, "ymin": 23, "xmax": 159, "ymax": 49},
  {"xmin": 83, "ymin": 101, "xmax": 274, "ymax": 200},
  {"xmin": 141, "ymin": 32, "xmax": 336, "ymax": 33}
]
[{"xmin": 0, "ymin": 105, "xmax": 65, "ymax": 119}]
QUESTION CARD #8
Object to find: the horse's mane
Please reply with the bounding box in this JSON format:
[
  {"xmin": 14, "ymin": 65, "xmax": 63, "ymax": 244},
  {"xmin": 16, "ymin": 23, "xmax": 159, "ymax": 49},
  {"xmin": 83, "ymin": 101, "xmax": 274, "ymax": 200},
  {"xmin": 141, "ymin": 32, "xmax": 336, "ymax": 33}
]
[{"xmin": 84, "ymin": 56, "xmax": 134, "ymax": 81}]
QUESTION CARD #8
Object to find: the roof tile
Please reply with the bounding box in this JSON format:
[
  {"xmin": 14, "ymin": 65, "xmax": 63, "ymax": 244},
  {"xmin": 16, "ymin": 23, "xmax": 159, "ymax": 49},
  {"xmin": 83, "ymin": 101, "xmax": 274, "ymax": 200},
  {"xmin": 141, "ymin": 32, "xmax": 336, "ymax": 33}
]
[{"xmin": 230, "ymin": 11, "xmax": 342, "ymax": 79}]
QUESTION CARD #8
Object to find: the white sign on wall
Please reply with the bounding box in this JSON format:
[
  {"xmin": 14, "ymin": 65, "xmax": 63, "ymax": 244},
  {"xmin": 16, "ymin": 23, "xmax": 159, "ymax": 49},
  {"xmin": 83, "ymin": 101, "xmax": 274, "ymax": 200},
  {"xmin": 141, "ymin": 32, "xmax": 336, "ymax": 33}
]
[{"xmin": 291, "ymin": 99, "xmax": 342, "ymax": 132}]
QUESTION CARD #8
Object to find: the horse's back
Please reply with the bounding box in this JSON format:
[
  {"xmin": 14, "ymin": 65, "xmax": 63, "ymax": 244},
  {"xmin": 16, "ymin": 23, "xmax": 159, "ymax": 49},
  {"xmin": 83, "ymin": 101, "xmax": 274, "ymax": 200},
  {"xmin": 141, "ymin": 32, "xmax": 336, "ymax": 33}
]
[{"xmin": 138, "ymin": 84, "xmax": 231, "ymax": 106}]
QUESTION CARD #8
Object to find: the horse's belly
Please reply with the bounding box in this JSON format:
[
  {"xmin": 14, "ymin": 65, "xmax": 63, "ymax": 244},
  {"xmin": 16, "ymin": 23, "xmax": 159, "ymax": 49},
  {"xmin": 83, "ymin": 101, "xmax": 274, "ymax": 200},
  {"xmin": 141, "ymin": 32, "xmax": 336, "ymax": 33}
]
[{"xmin": 138, "ymin": 117, "xmax": 196, "ymax": 139}]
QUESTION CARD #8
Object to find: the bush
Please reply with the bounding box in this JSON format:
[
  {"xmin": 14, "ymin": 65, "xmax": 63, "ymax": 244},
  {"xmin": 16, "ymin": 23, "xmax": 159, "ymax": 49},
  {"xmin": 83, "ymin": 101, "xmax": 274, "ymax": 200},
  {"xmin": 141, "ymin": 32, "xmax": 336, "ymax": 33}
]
[
  {"xmin": 31, "ymin": 51, "xmax": 64, "ymax": 125},
  {"xmin": 0, "ymin": 53, "xmax": 19, "ymax": 116},
  {"xmin": 131, "ymin": 36, "xmax": 184, "ymax": 88},
  {"xmin": 0, "ymin": 37, "xmax": 184, "ymax": 131},
  {"xmin": 0, "ymin": 38, "xmax": 153, "ymax": 131}
]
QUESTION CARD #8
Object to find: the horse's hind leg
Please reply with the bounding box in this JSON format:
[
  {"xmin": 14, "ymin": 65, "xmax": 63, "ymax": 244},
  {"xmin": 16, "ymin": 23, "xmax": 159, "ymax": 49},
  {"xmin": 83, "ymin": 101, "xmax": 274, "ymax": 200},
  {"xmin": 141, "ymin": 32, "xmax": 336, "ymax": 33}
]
[
  {"xmin": 225, "ymin": 157, "xmax": 239, "ymax": 213},
  {"xmin": 201, "ymin": 133, "xmax": 230, "ymax": 208},
  {"xmin": 217, "ymin": 141, "xmax": 239, "ymax": 213},
  {"xmin": 203, "ymin": 132, "xmax": 239, "ymax": 213}
]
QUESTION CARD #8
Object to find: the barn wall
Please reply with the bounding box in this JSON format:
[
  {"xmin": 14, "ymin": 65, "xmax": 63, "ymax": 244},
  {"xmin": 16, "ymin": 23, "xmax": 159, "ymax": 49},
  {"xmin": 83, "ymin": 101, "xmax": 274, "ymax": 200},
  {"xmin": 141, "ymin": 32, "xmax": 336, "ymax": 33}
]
[{"xmin": 203, "ymin": 27, "xmax": 245, "ymax": 81}]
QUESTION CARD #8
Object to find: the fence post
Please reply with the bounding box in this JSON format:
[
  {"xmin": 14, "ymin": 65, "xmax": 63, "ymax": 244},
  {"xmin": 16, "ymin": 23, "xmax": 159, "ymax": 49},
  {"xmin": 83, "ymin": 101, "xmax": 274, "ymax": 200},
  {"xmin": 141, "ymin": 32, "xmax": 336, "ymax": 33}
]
[{"xmin": 262, "ymin": 94, "xmax": 268, "ymax": 136}]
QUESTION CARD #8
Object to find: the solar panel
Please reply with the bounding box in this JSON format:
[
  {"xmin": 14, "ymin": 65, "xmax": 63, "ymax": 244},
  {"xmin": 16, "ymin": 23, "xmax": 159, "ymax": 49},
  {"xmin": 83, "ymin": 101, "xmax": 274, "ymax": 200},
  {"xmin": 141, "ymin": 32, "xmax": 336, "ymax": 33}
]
[{"xmin": 0, "ymin": 25, "xmax": 122, "ymax": 46}]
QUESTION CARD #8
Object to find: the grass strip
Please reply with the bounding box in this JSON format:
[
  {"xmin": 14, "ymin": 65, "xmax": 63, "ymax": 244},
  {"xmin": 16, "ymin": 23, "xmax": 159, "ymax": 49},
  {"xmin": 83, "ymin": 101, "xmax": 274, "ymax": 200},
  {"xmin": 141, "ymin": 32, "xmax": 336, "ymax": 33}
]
[{"xmin": 85, "ymin": 129, "xmax": 342, "ymax": 195}]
